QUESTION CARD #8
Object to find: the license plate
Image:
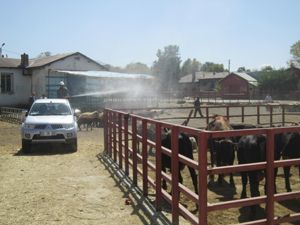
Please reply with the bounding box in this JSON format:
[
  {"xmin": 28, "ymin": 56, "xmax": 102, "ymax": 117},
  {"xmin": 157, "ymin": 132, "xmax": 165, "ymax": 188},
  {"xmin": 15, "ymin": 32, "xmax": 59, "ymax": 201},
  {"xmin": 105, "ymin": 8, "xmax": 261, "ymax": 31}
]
[{"xmin": 40, "ymin": 131, "xmax": 54, "ymax": 136}]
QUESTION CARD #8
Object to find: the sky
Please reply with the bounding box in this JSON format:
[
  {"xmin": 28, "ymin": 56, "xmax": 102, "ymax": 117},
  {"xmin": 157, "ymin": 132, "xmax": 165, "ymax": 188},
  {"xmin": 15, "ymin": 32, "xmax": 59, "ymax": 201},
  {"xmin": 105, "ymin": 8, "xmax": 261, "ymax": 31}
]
[{"xmin": 1, "ymin": 0, "xmax": 300, "ymax": 71}]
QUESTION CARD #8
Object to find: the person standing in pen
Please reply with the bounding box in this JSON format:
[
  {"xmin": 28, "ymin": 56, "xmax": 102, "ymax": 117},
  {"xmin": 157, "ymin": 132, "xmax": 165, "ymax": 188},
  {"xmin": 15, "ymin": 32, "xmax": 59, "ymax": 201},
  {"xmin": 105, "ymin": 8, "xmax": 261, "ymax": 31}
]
[
  {"xmin": 57, "ymin": 81, "xmax": 70, "ymax": 99},
  {"xmin": 193, "ymin": 96, "xmax": 204, "ymax": 118},
  {"xmin": 28, "ymin": 91, "xmax": 36, "ymax": 109}
]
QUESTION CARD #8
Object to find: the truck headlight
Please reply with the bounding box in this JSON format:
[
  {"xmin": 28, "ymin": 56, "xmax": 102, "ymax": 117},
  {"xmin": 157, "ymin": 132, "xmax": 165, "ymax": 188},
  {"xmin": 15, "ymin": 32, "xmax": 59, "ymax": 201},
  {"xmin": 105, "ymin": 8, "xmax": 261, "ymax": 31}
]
[{"xmin": 63, "ymin": 124, "xmax": 74, "ymax": 129}]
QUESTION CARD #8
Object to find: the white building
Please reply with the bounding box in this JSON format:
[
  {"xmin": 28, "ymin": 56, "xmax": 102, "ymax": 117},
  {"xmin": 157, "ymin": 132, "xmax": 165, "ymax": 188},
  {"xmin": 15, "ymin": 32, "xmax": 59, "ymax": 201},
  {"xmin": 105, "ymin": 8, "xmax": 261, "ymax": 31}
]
[
  {"xmin": 0, "ymin": 52, "xmax": 155, "ymax": 108},
  {"xmin": 0, "ymin": 52, "xmax": 107, "ymax": 106}
]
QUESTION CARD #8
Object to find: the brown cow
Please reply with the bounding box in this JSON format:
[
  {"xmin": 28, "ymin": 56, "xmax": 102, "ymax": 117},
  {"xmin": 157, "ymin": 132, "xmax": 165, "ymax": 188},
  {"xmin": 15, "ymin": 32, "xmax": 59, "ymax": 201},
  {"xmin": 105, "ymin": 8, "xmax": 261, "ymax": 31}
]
[
  {"xmin": 77, "ymin": 111, "xmax": 99, "ymax": 131},
  {"xmin": 206, "ymin": 115, "xmax": 236, "ymax": 187}
]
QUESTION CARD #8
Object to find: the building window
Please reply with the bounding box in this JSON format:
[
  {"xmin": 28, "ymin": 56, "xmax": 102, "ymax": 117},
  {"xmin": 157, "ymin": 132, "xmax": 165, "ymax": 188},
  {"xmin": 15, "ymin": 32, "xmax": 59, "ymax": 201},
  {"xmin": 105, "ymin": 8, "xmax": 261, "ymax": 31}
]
[{"xmin": 1, "ymin": 73, "xmax": 14, "ymax": 94}]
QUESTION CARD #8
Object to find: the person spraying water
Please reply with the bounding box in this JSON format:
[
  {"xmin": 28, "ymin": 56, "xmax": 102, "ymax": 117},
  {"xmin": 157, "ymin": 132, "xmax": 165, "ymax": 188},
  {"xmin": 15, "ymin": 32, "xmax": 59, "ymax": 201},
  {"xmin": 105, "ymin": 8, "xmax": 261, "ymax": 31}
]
[{"xmin": 57, "ymin": 81, "xmax": 70, "ymax": 99}]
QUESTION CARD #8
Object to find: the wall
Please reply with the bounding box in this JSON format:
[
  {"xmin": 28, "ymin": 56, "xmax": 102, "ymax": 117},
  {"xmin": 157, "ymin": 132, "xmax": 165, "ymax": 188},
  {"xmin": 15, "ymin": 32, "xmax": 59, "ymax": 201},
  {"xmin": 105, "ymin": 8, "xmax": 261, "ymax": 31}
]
[
  {"xmin": 0, "ymin": 68, "xmax": 31, "ymax": 106},
  {"xmin": 32, "ymin": 53, "xmax": 106, "ymax": 97},
  {"xmin": 219, "ymin": 74, "xmax": 249, "ymax": 98},
  {"xmin": 178, "ymin": 79, "xmax": 220, "ymax": 97}
]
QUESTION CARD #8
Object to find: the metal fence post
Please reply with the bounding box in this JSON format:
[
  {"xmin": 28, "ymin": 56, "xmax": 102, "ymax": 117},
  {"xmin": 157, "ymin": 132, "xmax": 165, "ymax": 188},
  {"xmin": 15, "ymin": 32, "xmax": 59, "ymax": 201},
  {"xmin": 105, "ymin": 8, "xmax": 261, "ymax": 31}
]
[
  {"xmin": 171, "ymin": 126, "xmax": 179, "ymax": 225},
  {"xmin": 282, "ymin": 105, "xmax": 285, "ymax": 126},
  {"xmin": 132, "ymin": 117, "xmax": 138, "ymax": 186},
  {"xmin": 270, "ymin": 106, "xmax": 273, "ymax": 127},
  {"xmin": 113, "ymin": 112, "xmax": 117, "ymax": 162},
  {"xmin": 124, "ymin": 114, "xmax": 129, "ymax": 176},
  {"xmin": 103, "ymin": 110, "xmax": 108, "ymax": 155},
  {"xmin": 266, "ymin": 129, "xmax": 275, "ymax": 224},
  {"xmin": 241, "ymin": 106, "xmax": 245, "ymax": 123},
  {"xmin": 257, "ymin": 105, "xmax": 260, "ymax": 125},
  {"xmin": 226, "ymin": 106, "xmax": 229, "ymax": 121},
  {"xmin": 142, "ymin": 119, "xmax": 148, "ymax": 196},
  {"xmin": 198, "ymin": 131, "xmax": 208, "ymax": 225},
  {"xmin": 108, "ymin": 111, "xmax": 112, "ymax": 158},
  {"xmin": 155, "ymin": 122, "xmax": 162, "ymax": 211},
  {"xmin": 118, "ymin": 113, "xmax": 123, "ymax": 169},
  {"xmin": 206, "ymin": 107, "xmax": 209, "ymax": 125}
]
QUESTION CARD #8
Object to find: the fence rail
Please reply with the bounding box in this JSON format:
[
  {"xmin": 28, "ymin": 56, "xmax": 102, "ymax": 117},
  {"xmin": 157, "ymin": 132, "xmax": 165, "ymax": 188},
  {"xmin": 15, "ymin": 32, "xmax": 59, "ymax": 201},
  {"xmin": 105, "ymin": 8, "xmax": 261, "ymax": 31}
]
[
  {"xmin": 103, "ymin": 108, "xmax": 300, "ymax": 225},
  {"xmin": 125, "ymin": 103, "xmax": 300, "ymax": 129},
  {"xmin": 0, "ymin": 107, "xmax": 26, "ymax": 123}
]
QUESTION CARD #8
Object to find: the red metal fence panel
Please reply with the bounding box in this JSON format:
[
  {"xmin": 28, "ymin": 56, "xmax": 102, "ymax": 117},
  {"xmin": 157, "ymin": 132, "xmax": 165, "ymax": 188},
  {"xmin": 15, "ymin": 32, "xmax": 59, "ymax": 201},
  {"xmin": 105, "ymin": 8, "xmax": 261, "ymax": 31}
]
[{"xmin": 103, "ymin": 108, "xmax": 300, "ymax": 225}]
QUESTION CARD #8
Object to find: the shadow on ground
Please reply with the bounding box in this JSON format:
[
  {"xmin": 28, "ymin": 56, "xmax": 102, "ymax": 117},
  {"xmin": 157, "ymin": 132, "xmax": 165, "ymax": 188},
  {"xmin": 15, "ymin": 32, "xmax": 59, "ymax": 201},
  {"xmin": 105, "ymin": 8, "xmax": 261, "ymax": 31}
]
[
  {"xmin": 14, "ymin": 143, "xmax": 75, "ymax": 156},
  {"xmin": 97, "ymin": 153, "xmax": 172, "ymax": 225}
]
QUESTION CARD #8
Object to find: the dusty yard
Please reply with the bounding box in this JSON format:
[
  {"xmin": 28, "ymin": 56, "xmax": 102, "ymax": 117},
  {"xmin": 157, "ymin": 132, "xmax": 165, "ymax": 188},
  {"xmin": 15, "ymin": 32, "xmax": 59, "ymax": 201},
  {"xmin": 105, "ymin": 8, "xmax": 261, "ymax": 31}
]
[
  {"xmin": 0, "ymin": 121, "xmax": 177, "ymax": 225},
  {"xmin": 0, "ymin": 102, "xmax": 300, "ymax": 225}
]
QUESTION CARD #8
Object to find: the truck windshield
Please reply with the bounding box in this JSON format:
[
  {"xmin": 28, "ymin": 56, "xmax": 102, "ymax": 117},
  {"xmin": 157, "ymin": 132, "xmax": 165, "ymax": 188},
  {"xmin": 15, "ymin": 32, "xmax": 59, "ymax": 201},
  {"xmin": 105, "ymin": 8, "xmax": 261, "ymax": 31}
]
[{"xmin": 29, "ymin": 103, "xmax": 71, "ymax": 116}]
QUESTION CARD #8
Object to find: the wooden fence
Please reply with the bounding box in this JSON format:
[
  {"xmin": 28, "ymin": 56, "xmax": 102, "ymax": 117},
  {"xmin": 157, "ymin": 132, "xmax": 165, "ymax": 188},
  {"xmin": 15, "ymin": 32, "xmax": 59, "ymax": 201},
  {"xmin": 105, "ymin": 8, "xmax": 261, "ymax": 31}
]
[
  {"xmin": 126, "ymin": 103, "xmax": 300, "ymax": 128},
  {"xmin": 0, "ymin": 107, "xmax": 27, "ymax": 123},
  {"xmin": 103, "ymin": 108, "xmax": 300, "ymax": 225}
]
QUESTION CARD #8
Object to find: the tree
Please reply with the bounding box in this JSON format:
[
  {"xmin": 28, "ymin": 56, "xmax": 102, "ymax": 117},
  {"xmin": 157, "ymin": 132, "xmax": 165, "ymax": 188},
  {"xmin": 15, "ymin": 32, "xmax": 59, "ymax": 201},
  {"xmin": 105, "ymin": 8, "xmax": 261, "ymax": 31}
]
[
  {"xmin": 261, "ymin": 65, "xmax": 273, "ymax": 72},
  {"xmin": 237, "ymin": 67, "xmax": 246, "ymax": 72},
  {"xmin": 152, "ymin": 45, "xmax": 181, "ymax": 90},
  {"xmin": 124, "ymin": 62, "xmax": 151, "ymax": 74},
  {"xmin": 258, "ymin": 69, "xmax": 297, "ymax": 92},
  {"xmin": 181, "ymin": 58, "xmax": 192, "ymax": 76},
  {"xmin": 201, "ymin": 62, "xmax": 225, "ymax": 72},
  {"xmin": 290, "ymin": 40, "xmax": 300, "ymax": 66},
  {"xmin": 105, "ymin": 64, "xmax": 124, "ymax": 73},
  {"xmin": 37, "ymin": 51, "xmax": 51, "ymax": 58},
  {"xmin": 181, "ymin": 58, "xmax": 201, "ymax": 77}
]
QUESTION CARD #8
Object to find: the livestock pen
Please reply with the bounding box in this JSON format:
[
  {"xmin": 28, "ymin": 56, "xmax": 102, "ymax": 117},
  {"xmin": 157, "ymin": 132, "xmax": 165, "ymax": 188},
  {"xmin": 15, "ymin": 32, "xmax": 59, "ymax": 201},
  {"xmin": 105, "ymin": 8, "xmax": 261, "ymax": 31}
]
[
  {"xmin": 126, "ymin": 102, "xmax": 300, "ymax": 128},
  {"xmin": 103, "ymin": 107, "xmax": 300, "ymax": 225}
]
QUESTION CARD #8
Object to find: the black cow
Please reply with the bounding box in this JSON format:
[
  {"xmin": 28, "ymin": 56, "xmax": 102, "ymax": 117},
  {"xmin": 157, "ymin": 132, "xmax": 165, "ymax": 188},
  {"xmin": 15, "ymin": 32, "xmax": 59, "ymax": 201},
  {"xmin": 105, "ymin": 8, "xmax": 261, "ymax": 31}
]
[
  {"xmin": 161, "ymin": 131, "xmax": 198, "ymax": 195},
  {"xmin": 213, "ymin": 138, "xmax": 236, "ymax": 186},
  {"xmin": 278, "ymin": 132, "xmax": 300, "ymax": 192},
  {"xmin": 237, "ymin": 129, "xmax": 300, "ymax": 216},
  {"xmin": 237, "ymin": 135, "xmax": 266, "ymax": 215},
  {"xmin": 237, "ymin": 135, "xmax": 266, "ymax": 199}
]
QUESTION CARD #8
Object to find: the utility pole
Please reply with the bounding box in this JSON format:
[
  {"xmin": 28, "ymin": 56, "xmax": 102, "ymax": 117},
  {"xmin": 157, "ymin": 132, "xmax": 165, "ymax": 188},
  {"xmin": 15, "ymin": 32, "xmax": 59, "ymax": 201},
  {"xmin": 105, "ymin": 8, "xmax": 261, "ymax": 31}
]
[
  {"xmin": 0, "ymin": 43, "xmax": 5, "ymax": 57},
  {"xmin": 228, "ymin": 59, "xmax": 231, "ymax": 73}
]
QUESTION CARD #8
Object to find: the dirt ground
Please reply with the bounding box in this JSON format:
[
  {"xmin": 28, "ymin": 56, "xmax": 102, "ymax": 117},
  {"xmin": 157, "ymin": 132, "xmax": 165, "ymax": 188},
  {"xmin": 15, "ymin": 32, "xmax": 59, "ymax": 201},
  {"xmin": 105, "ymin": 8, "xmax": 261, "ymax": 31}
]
[
  {"xmin": 1, "ymin": 102, "xmax": 300, "ymax": 225},
  {"xmin": 0, "ymin": 121, "xmax": 180, "ymax": 225}
]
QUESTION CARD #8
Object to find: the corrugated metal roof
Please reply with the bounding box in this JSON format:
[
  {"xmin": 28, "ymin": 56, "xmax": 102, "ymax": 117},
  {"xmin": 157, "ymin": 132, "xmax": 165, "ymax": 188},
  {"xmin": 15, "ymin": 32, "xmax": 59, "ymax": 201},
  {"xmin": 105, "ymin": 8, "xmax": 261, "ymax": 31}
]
[
  {"xmin": 179, "ymin": 72, "xmax": 228, "ymax": 83},
  {"xmin": 232, "ymin": 72, "xmax": 258, "ymax": 86},
  {"xmin": 55, "ymin": 70, "xmax": 155, "ymax": 79}
]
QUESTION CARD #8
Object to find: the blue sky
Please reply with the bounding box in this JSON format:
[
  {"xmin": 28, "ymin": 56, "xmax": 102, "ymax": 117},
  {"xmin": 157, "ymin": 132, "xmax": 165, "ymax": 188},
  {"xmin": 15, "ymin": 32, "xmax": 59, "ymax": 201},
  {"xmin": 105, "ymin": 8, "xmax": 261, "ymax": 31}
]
[{"xmin": 1, "ymin": 0, "xmax": 300, "ymax": 71}]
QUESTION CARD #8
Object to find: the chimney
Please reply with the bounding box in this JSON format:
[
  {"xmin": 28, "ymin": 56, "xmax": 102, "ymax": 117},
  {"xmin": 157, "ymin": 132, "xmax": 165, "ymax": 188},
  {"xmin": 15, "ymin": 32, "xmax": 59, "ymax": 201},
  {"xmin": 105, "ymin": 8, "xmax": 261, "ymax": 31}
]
[
  {"xmin": 192, "ymin": 71, "xmax": 196, "ymax": 82},
  {"xmin": 20, "ymin": 53, "xmax": 29, "ymax": 68}
]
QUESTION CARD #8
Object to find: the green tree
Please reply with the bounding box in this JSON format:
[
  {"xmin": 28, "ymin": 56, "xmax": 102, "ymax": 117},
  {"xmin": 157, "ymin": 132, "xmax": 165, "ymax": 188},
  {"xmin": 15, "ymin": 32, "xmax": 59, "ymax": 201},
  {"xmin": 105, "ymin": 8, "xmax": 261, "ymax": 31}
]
[
  {"xmin": 181, "ymin": 58, "xmax": 201, "ymax": 77},
  {"xmin": 124, "ymin": 62, "xmax": 151, "ymax": 74},
  {"xmin": 258, "ymin": 69, "xmax": 297, "ymax": 92},
  {"xmin": 181, "ymin": 58, "xmax": 192, "ymax": 76},
  {"xmin": 290, "ymin": 40, "xmax": 300, "ymax": 66},
  {"xmin": 106, "ymin": 64, "xmax": 124, "ymax": 73},
  {"xmin": 152, "ymin": 45, "xmax": 181, "ymax": 90},
  {"xmin": 261, "ymin": 65, "xmax": 273, "ymax": 71},
  {"xmin": 237, "ymin": 67, "xmax": 246, "ymax": 72},
  {"xmin": 201, "ymin": 62, "xmax": 225, "ymax": 72}
]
